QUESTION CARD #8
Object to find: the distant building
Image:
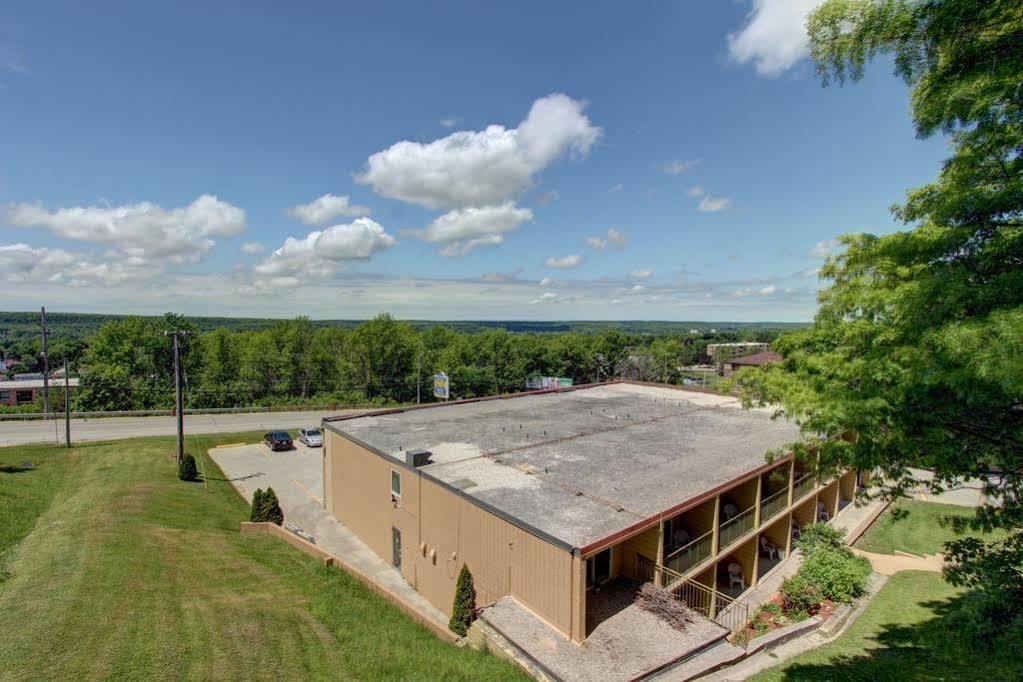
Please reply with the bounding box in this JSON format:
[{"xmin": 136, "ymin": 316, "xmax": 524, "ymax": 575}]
[
  {"xmin": 0, "ymin": 378, "xmax": 80, "ymax": 407},
  {"xmin": 706, "ymin": 342, "xmax": 771, "ymax": 376},
  {"xmin": 725, "ymin": 350, "xmax": 783, "ymax": 376}
]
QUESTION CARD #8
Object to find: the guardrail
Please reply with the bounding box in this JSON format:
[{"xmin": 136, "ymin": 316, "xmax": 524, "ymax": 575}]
[
  {"xmin": 719, "ymin": 504, "xmax": 756, "ymax": 548},
  {"xmin": 663, "ymin": 529, "xmax": 714, "ymax": 575},
  {"xmin": 659, "ymin": 566, "xmax": 749, "ymax": 642},
  {"xmin": 760, "ymin": 487, "xmax": 789, "ymax": 524},
  {"xmin": 793, "ymin": 473, "xmax": 816, "ymax": 501}
]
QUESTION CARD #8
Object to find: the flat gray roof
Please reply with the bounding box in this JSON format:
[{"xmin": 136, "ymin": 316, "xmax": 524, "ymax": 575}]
[{"xmin": 325, "ymin": 383, "xmax": 800, "ymax": 551}]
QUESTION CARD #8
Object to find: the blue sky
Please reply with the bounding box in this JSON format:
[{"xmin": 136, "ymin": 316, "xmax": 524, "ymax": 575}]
[{"xmin": 0, "ymin": 1, "xmax": 946, "ymax": 321}]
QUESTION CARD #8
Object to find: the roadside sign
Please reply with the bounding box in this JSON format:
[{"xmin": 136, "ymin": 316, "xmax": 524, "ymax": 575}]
[{"xmin": 433, "ymin": 372, "xmax": 449, "ymax": 400}]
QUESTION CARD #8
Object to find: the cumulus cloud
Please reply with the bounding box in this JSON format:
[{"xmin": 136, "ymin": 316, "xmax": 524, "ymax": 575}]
[
  {"xmin": 439, "ymin": 117, "xmax": 461, "ymax": 128},
  {"xmin": 698, "ymin": 195, "xmax": 732, "ymax": 213},
  {"xmin": 287, "ymin": 193, "xmax": 371, "ymax": 226},
  {"xmin": 734, "ymin": 283, "xmax": 778, "ymax": 297},
  {"xmin": 241, "ymin": 242, "xmax": 265, "ymax": 255},
  {"xmin": 438, "ymin": 234, "xmax": 505, "ymax": 257},
  {"xmin": 727, "ymin": 0, "xmax": 824, "ymax": 77},
  {"xmin": 416, "ymin": 203, "xmax": 533, "ymax": 244},
  {"xmin": 586, "ymin": 227, "xmax": 627, "ymax": 250},
  {"xmin": 630, "ymin": 268, "xmax": 654, "ymax": 279},
  {"xmin": 663, "ymin": 159, "xmax": 700, "ymax": 175},
  {"xmin": 0, "ymin": 243, "xmax": 152, "ymax": 287},
  {"xmin": 255, "ymin": 218, "xmax": 396, "ymax": 281},
  {"xmin": 539, "ymin": 276, "xmax": 553, "ymax": 287},
  {"xmin": 531, "ymin": 291, "xmax": 559, "ymax": 304},
  {"xmin": 356, "ymin": 93, "xmax": 600, "ymax": 210},
  {"xmin": 686, "ymin": 186, "xmax": 705, "ymax": 197},
  {"xmin": 545, "ymin": 254, "xmax": 583, "ymax": 269},
  {"xmin": 5, "ymin": 194, "xmax": 245, "ymax": 263}
]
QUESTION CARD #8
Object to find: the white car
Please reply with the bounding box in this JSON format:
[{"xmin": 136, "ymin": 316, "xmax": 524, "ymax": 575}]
[{"xmin": 298, "ymin": 427, "xmax": 323, "ymax": 447}]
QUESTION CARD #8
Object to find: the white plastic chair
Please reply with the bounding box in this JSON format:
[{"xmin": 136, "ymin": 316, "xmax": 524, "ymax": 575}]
[{"xmin": 727, "ymin": 563, "xmax": 745, "ymax": 591}]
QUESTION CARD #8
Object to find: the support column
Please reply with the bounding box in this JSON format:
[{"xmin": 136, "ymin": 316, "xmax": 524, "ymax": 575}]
[
  {"xmin": 711, "ymin": 494, "xmax": 721, "ymax": 556},
  {"xmin": 655, "ymin": 520, "xmax": 665, "ymax": 587},
  {"xmin": 570, "ymin": 554, "xmax": 587, "ymax": 643},
  {"xmin": 787, "ymin": 459, "xmax": 796, "ymax": 507},
  {"xmin": 753, "ymin": 475, "xmax": 763, "ymax": 529}
]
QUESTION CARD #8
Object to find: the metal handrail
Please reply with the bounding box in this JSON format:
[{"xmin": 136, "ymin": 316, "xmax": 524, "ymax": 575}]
[
  {"xmin": 793, "ymin": 473, "xmax": 816, "ymax": 501},
  {"xmin": 719, "ymin": 504, "xmax": 756, "ymax": 548},
  {"xmin": 663, "ymin": 530, "xmax": 714, "ymax": 574},
  {"xmin": 759, "ymin": 486, "xmax": 789, "ymax": 523},
  {"xmin": 658, "ymin": 566, "xmax": 750, "ymax": 642}
]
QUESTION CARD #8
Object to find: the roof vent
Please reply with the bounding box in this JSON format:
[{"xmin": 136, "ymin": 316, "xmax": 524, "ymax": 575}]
[{"xmin": 406, "ymin": 449, "xmax": 433, "ymax": 468}]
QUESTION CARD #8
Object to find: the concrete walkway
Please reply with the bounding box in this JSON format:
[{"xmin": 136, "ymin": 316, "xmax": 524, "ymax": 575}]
[
  {"xmin": 851, "ymin": 548, "xmax": 943, "ymax": 575},
  {"xmin": 208, "ymin": 442, "xmax": 451, "ymax": 636}
]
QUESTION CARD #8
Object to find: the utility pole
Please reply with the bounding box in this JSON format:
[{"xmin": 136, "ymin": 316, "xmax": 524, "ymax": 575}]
[
  {"xmin": 164, "ymin": 331, "xmax": 189, "ymax": 465},
  {"xmin": 40, "ymin": 307, "xmax": 49, "ymax": 418},
  {"xmin": 63, "ymin": 358, "xmax": 71, "ymax": 448},
  {"xmin": 416, "ymin": 339, "xmax": 422, "ymax": 405}
]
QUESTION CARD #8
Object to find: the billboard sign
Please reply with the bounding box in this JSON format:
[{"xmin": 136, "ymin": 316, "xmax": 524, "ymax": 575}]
[
  {"xmin": 433, "ymin": 372, "xmax": 450, "ymax": 400},
  {"xmin": 525, "ymin": 376, "xmax": 573, "ymax": 390}
]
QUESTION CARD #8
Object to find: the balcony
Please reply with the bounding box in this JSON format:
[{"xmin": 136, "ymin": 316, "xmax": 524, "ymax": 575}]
[
  {"xmin": 792, "ymin": 473, "xmax": 816, "ymax": 501},
  {"xmin": 760, "ymin": 487, "xmax": 788, "ymax": 524},
  {"xmin": 718, "ymin": 504, "xmax": 756, "ymax": 549},
  {"xmin": 663, "ymin": 529, "xmax": 713, "ymax": 575}
]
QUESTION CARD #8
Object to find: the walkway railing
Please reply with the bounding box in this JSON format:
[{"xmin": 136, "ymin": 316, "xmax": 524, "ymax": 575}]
[
  {"xmin": 760, "ymin": 487, "xmax": 789, "ymax": 524},
  {"xmin": 663, "ymin": 529, "xmax": 714, "ymax": 574},
  {"xmin": 719, "ymin": 504, "xmax": 756, "ymax": 548},
  {"xmin": 658, "ymin": 566, "xmax": 749, "ymax": 642},
  {"xmin": 636, "ymin": 554, "xmax": 656, "ymax": 583},
  {"xmin": 793, "ymin": 473, "xmax": 816, "ymax": 501}
]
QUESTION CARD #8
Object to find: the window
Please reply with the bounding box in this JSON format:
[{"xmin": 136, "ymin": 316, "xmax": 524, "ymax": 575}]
[
  {"xmin": 391, "ymin": 470, "xmax": 401, "ymax": 498},
  {"xmin": 0, "ymin": 391, "xmax": 9, "ymax": 401}
]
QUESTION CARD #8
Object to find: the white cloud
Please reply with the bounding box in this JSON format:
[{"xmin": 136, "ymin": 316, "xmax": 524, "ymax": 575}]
[
  {"xmin": 241, "ymin": 242, "xmax": 265, "ymax": 255},
  {"xmin": 759, "ymin": 284, "xmax": 777, "ymax": 295},
  {"xmin": 356, "ymin": 93, "xmax": 600, "ymax": 210},
  {"xmin": 727, "ymin": 0, "xmax": 824, "ymax": 77},
  {"xmin": 5, "ymin": 194, "xmax": 245, "ymax": 263},
  {"xmin": 586, "ymin": 227, "xmax": 627, "ymax": 250},
  {"xmin": 287, "ymin": 193, "xmax": 371, "ymax": 226},
  {"xmin": 809, "ymin": 238, "xmax": 841, "ymax": 258},
  {"xmin": 438, "ymin": 234, "xmax": 505, "ymax": 257},
  {"xmin": 629, "ymin": 284, "xmax": 647, "ymax": 293},
  {"xmin": 0, "ymin": 243, "xmax": 151, "ymax": 287},
  {"xmin": 734, "ymin": 284, "xmax": 778, "ymax": 297},
  {"xmin": 686, "ymin": 186, "xmax": 705, "ymax": 197},
  {"xmin": 663, "ymin": 159, "xmax": 700, "ymax": 175},
  {"xmin": 698, "ymin": 195, "xmax": 732, "ymax": 213},
  {"xmin": 481, "ymin": 269, "xmax": 521, "ymax": 282},
  {"xmin": 539, "ymin": 276, "xmax": 553, "ymax": 287},
  {"xmin": 630, "ymin": 268, "xmax": 654, "ymax": 279},
  {"xmin": 531, "ymin": 291, "xmax": 559, "ymax": 304},
  {"xmin": 439, "ymin": 117, "xmax": 461, "ymax": 128},
  {"xmin": 545, "ymin": 254, "xmax": 583, "ymax": 269},
  {"xmin": 255, "ymin": 218, "xmax": 396, "ymax": 281},
  {"xmin": 414, "ymin": 202, "xmax": 533, "ymax": 256},
  {"xmin": 610, "ymin": 183, "xmax": 623, "ymax": 192}
]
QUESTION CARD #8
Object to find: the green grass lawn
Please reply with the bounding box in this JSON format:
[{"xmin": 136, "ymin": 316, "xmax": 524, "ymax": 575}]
[
  {"xmin": 854, "ymin": 499, "xmax": 1005, "ymax": 556},
  {"xmin": 0, "ymin": 432, "xmax": 527, "ymax": 680},
  {"xmin": 752, "ymin": 570, "xmax": 1023, "ymax": 681}
]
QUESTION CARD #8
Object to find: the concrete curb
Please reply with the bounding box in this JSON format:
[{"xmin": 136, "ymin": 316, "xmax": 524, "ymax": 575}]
[{"xmin": 240, "ymin": 521, "xmax": 458, "ymax": 644}]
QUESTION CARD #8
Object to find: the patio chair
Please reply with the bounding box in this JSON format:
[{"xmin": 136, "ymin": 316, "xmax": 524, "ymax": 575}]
[
  {"xmin": 722, "ymin": 503, "xmax": 739, "ymax": 521},
  {"xmin": 672, "ymin": 527, "xmax": 691, "ymax": 549},
  {"xmin": 759, "ymin": 536, "xmax": 778, "ymax": 560},
  {"xmin": 816, "ymin": 501, "xmax": 830, "ymax": 522},
  {"xmin": 727, "ymin": 563, "xmax": 745, "ymax": 591},
  {"xmin": 791, "ymin": 522, "xmax": 801, "ymax": 541}
]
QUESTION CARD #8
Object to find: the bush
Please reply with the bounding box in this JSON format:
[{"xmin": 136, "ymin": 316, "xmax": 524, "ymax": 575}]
[
  {"xmin": 177, "ymin": 454, "xmax": 198, "ymax": 482},
  {"xmin": 799, "ymin": 546, "xmax": 872, "ymax": 604},
  {"xmin": 249, "ymin": 487, "xmax": 284, "ymax": 525},
  {"xmin": 449, "ymin": 564, "xmax": 476, "ymax": 637},
  {"xmin": 946, "ymin": 589, "xmax": 1023, "ymax": 651},
  {"xmin": 782, "ymin": 572, "xmax": 826, "ymax": 613},
  {"xmin": 796, "ymin": 522, "xmax": 845, "ymax": 555}
]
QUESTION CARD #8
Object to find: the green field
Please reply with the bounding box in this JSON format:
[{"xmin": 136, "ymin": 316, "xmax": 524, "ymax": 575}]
[
  {"xmin": 854, "ymin": 499, "xmax": 1005, "ymax": 557},
  {"xmin": 752, "ymin": 570, "xmax": 1023, "ymax": 681},
  {"xmin": 0, "ymin": 434, "xmax": 526, "ymax": 680}
]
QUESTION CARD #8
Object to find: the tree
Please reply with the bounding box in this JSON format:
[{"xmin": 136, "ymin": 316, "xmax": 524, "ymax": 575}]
[
  {"xmin": 449, "ymin": 564, "xmax": 477, "ymax": 637},
  {"xmin": 739, "ymin": 0, "xmax": 1023, "ymax": 619}
]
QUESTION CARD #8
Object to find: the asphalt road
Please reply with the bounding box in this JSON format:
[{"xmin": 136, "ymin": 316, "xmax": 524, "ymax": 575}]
[{"xmin": 0, "ymin": 409, "xmax": 365, "ymax": 447}]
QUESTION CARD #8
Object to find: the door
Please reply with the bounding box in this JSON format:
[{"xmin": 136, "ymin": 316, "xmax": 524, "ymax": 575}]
[
  {"xmin": 586, "ymin": 547, "xmax": 612, "ymax": 588},
  {"xmin": 391, "ymin": 527, "xmax": 402, "ymax": 569}
]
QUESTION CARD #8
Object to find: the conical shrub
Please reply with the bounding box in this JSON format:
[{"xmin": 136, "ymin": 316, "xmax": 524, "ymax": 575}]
[{"xmin": 449, "ymin": 564, "xmax": 476, "ymax": 636}]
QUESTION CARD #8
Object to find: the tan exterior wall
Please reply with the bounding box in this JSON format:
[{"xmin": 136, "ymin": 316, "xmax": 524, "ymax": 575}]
[
  {"xmin": 615, "ymin": 523, "xmax": 659, "ymax": 580},
  {"xmin": 325, "ymin": 430, "xmax": 576, "ymax": 639}
]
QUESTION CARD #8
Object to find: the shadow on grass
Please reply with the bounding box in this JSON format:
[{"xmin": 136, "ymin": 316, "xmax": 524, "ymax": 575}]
[
  {"xmin": 0, "ymin": 465, "xmax": 34, "ymax": 474},
  {"xmin": 775, "ymin": 592, "xmax": 1023, "ymax": 681}
]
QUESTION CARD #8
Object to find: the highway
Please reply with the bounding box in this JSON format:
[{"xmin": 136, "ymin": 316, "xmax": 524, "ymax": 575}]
[{"xmin": 0, "ymin": 409, "xmax": 366, "ymax": 447}]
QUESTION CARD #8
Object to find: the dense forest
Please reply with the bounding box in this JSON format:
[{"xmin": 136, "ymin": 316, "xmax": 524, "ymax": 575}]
[{"xmin": 0, "ymin": 311, "xmax": 797, "ymax": 411}]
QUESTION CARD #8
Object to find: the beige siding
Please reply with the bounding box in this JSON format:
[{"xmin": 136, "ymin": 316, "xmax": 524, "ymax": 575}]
[
  {"xmin": 326, "ymin": 430, "xmax": 576, "ymax": 638},
  {"xmin": 616, "ymin": 523, "xmax": 659, "ymax": 579}
]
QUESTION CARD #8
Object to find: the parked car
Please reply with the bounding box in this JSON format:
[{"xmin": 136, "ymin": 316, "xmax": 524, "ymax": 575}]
[
  {"xmin": 298, "ymin": 427, "xmax": 323, "ymax": 447},
  {"xmin": 263, "ymin": 431, "xmax": 294, "ymax": 451}
]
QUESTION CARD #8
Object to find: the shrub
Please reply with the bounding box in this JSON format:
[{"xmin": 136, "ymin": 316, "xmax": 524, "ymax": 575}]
[
  {"xmin": 946, "ymin": 589, "xmax": 1023, "ymax": 651},
  {"xmin": 177, "ymin": 454, "xmax": 198, "ymax": 482},
  {"xmin": 796, "ymin": 522, "xmax": 845, "ymax": 555},
  {"xmin": 782, "ymin": 572, "xmax": 826, "ymax": 613},
  {"xmin": 449, "ymin": 564, "xmax": 476, "ymax": 637},
  {"xmin": 262, "ymin": 487, "xmax": 284, "ymax": 526},
  {"xmin": 250, "ymin": 489, "xmax": 265, "ymax": 522},
  {"xmin": 799, "ymin": 546, "xmax": 872, "ymax": 603}
]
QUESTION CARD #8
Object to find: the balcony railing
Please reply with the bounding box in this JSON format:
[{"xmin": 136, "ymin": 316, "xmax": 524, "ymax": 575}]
[
  {"xmin": 760, "ymin": 487, "xmax": 789, "ymax": 524},
  {"xmin": 663, "ymin": 529, "xmax": 713, "ymax": 575},
  {"xmin": 658, "ymin": 565, "xmax": 749, "ymax": 642},
  {"xmin": 719, "ymin": 504, "xmax": 756, "ymax": 548},
  {"xmin": 792, "ymin": 473, "xmax": 816, "ymax": 501}
]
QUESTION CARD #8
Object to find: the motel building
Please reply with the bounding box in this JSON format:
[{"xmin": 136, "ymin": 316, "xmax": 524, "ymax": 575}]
[{"xmin": 321, "ymin": 382, "xmax": 858, "ymax": 646}]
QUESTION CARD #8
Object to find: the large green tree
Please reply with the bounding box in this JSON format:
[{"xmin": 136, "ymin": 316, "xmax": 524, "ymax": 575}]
[{"xmin": 738, "ymin": 0, "xmax": 1022, "ymax": 618}]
